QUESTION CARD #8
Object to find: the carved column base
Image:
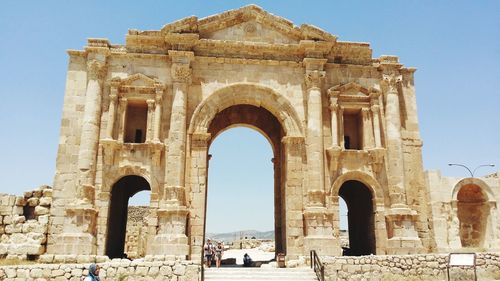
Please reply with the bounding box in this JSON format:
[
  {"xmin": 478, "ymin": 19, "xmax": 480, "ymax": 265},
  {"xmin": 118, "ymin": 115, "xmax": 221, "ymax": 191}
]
[
  {"xmin": 49, "ymin": 207, "xmax": 98, "ymax": 255},
  {"xmin": 303, "ymin": 207, "xmax": 338, "ymax": 255},
  {"xmin": 149, "ymin": 207, "xmax": 189, "ymax": 257},
  {"xmin": 385, "ymin": 208, "xmax": 424, "ymax": 254}
]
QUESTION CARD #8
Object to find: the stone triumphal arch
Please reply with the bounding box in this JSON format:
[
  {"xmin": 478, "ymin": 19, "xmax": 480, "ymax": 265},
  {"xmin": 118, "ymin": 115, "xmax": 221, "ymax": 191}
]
[{"xmin": 45, "ymin": 5, "xmax": 444, "ymax": 261}]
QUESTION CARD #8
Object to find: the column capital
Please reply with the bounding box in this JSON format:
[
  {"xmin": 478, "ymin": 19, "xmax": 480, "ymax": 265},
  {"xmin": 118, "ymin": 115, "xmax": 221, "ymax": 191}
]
[
  {"xmin": 191, "ymin": 133, "xmax": 211, "ymax": 148},
  {"xmin": 171, "ymin": 63, "xmax": 192, "ymax": 83},
  {"xmin": 304, "ymin": 58, "xmax": 327, "ymax": 89},
  {"xmin": 146, "ymin": 99, "xmax": 155, "ymax": 108},
  {"xmin": 119, "ymin": 97, "xmax": 128, "ymax": 106},
  {"xmin": 305, "ymin": 70, "xmax": 326, "ymax": 90},
  {"xmin": 381, "ymin": 73, "xmax": 402, "ymax": 94},
  {"xmin": 281, "ymin": 136, "xmax": 305, "ymax": 146},
  {"xmin": 86, "ymin": 59, "xmax": 107, "ymax": 81},
  {"xmin": 109, "ymin": 93, "xmax": 118, "ymax": 102},
  {"xmin": 361, "ymin": 107, "xmax": 371, "ymax": 114}
]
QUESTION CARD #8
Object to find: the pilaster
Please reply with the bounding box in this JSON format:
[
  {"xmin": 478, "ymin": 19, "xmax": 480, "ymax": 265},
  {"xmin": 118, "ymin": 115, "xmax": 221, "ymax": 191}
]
[
  {"xmin": 380, "ymin": 60, "xmax": 423, "ymax": 253},
  {"xmin": 156, "ymin": 50, "xmax": 194, "ymax": 257}
]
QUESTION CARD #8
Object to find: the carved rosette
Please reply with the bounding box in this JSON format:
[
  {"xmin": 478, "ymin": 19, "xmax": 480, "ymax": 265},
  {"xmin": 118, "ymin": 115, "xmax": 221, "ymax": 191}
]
[
  {"xmin": 171, "ymin": 63, "xmax": 192, "ymax": 83},
  {"xmin": 305, "ymin": 70, "xmax": 325, "ymax": 90},
  {"xmin": 87, "ymin": 59, "xmax": 107, "ymax": 81}
]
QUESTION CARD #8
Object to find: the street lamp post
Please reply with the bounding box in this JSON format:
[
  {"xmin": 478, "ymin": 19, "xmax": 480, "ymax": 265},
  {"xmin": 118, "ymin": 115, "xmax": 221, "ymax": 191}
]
[{"xmin": 448, "ymin": 163, "xmax": 495, "ymax": 178}]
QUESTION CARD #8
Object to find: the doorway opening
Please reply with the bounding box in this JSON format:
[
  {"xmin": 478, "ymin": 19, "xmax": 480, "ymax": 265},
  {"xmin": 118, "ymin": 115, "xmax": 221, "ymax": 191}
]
[
  {"xmin": 106, "ymin": 175, "xmax": 150, "ymax": 259},
  {"xmin": 339, "ymin": 180, "xmax": 376, "ymax": 256}
]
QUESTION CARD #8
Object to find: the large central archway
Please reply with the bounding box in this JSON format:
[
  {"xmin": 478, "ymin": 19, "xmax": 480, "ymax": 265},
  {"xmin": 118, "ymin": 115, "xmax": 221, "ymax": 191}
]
[
  {"xmin": 187, "ymin": 84, "xmax": 306, "ymax": 260},
  {"xmin": 207, "ymin": 104, "xmax": 285, "ymax": 254}
]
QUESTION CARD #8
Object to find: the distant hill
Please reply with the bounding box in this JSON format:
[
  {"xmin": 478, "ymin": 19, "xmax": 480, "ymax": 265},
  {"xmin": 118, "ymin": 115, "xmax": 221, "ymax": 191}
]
[{"xmin": 206, "ymin": 230, "xmax": 274, "ymax": 243}]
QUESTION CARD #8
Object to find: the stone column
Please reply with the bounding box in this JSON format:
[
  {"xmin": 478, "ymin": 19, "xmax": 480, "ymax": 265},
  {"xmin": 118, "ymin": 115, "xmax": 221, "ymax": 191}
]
[
  {"xmin": 118, "ymin": 98, "xmax": 128, "ymax": 142},
  {"xmin": 105, "ymin": 85, "xmax": 118, "ymax": 140},
  {"xmin": 362, "ymin": 108, "xmax": 375, "ymax": 149},
  {"xmin": 328, "ymin": 89, "xmax": 340, "ymax": 148},
  {"xmin": 302, "ymin": 59, "xmax": 336, "ymax": 256},
  {"xmin": 153, "ymin": 51, "xmax": 194, "ymax": 257},
  {"xmin": 153, "ymin": 87, "xmax": 163, "ymax": 143},
  {"xmin": 382, "ymin": 74, "xmax": 407, "ymax": 207},
  {"xmin": 146, "ymin": 99, "xmax": 155, "ymax": 143},
  {"xmin": 56, "ymin": 57, "xmax": 106, "ymax": 256},
  {"xmin": 370, "ymin": 93, "xmax": 382, "ymax": 148},
  {"xmin": 76, "ymin": 59, "xmax": 107, "ymax": 203},
  {"xmin": 304, "ymin": 58, "xmax": 327, "ymax": 205},
  {"xmin": 381, "ymin": 72, "xmax": 423, "ymax": 254}
]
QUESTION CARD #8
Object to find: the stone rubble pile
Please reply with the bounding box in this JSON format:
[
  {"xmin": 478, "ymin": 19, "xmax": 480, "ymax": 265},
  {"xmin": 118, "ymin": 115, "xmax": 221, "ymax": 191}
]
[{"xmin": 0, "ymin": 185, "xmax": 52, "ymax": 260}]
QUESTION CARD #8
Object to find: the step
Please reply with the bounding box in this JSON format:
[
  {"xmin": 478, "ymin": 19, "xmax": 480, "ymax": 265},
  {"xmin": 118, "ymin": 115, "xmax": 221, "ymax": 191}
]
[{"xmin": 204, "ymin": 267, "xmax": 318, "ymax": 281}]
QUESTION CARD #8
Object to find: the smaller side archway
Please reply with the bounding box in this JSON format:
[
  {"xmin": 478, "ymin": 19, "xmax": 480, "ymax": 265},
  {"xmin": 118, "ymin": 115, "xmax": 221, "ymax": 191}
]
[
  {"xmin": 339, "ymin": 180, "xmax": 376, "ymax": 256},
  {"xmin": 452, "ymin": 178, "xmax": 494, "ymax": 248},
  {"xmin": 106, "ymin": 175, "xmax": 151, "ymax": 259}
]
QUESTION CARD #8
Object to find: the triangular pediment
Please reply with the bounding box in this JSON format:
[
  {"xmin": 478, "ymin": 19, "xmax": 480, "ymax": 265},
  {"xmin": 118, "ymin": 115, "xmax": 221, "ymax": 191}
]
[
  {"xmin": 157, "ymin": 5, "xmax": 336, "ymax": 44},
  {"xmin": 330, "ymin": 82, "xmax": 370, "ymax": 97},
  {"xmin": 120, "ymin": 73, "xmax": 157, "ymax": 87}
]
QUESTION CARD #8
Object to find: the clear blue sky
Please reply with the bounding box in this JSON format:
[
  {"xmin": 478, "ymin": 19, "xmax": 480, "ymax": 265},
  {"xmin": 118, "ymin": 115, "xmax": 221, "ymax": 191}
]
[{"xmin": 0, "ymin": 1, "xmax": 498, "ymax": 233}]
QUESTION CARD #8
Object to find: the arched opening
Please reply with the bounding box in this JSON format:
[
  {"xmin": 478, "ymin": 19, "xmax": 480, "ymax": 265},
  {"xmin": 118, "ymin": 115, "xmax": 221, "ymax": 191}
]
[
  {"xmin": 106, "ymin": 175, "xmax": 150, "ymax": 259},
  {"xmin": 457, "ymin": 184, "xmax": 489, "ymax": 248},
  {"xmin": 204, "ymin": 104, "xmax": 285, "ymax": 264},
  {"xmin": 339, "ymin": 180, "xmax": 375, "ymax": 256}
]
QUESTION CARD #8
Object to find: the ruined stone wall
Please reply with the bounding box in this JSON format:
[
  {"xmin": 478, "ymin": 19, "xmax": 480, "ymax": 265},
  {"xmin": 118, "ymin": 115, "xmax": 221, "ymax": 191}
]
[
  {"xmin": 323, "ymin": 252, "xmax": 500, "ymax": 281},
  {"xmin": 0, "ymin": 186, "xmax": 52, "ymax": 260},
  {"xmin": 124, "ymin": 206, "xmax": 149, "ymax": 259},
  {"xmin": 426, "ymin": 171, "xmax": 500, "ymax": 252},
  {"xmin": 0, "ymin": 258, "xmax": 200, "ymax": 281}
]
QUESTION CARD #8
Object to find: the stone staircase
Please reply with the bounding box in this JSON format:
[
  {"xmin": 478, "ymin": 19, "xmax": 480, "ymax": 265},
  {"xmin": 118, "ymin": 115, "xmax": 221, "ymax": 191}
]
[{"xmin": 204, "ymin": 267, "xmax": 318, "ymax": 281}]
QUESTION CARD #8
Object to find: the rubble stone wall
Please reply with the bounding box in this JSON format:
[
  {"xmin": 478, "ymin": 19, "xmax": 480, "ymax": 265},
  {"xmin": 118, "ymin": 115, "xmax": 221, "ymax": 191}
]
[
  {"xmin": 0, "ymin": 186, "xmax": 52, "ymax": 259},
  {"xmin": 323, "ymin": 252, "xmax": 500, "ymax": 281},
  {"xmin": 124, "ymin": 206, "xmax": 149, "ymax": 259},
  {"xmin": 0, "ymin": 259, "xmax": 200, "ymax": 281}
]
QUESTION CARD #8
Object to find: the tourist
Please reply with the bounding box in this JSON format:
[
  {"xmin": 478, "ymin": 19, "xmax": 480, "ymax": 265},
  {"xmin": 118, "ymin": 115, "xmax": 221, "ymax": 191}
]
[
  {"xmin": 83, "ymin": 263, "xmax": 100, "ymax": 281},
  {"xmin": 204, "ymin": 239, "xmax": 214, "ymax": 267},
  {"xmin": 215, "ymin": 241, "xmax": 224, "ymax": 268},
  {"xmin": 243, "ymin": 253, "xmax": 252, "ymax": 267}
]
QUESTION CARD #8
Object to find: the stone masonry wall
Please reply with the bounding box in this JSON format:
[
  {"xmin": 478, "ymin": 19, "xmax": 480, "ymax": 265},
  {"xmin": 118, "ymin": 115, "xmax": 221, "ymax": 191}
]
[
  {"xmin": 0, "ymin": 259, "xmax": 200, "ymax": 281},
  {"xmin": 0, "ymin": 186, "xmax": 52, "ymax": 260},
  {"xmin": 323, "ymin": 252, "xmax": 500, "ymax": 281}
]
